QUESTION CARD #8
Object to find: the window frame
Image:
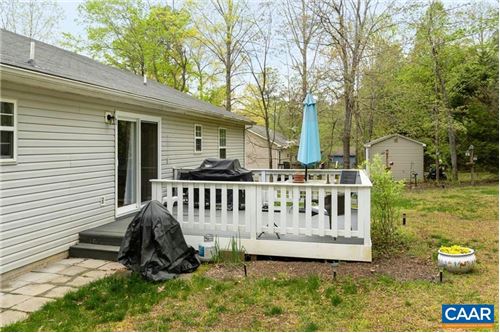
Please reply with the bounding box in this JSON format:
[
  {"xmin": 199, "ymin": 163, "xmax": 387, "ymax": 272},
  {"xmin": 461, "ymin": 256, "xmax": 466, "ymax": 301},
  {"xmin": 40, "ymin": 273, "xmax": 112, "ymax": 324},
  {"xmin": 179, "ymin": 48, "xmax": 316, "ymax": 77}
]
[
  {"xmin": 194, "ymin": 124, "xmax": 203, "ymax": 153},
  {"xmin": 0, "ymin": 98, "xmax": 18, "ymax": 164},
  {"xmin": 114, "ymin": 111, "xmax": 162, "ymax": 217},
  {"xmin": 218, "ymin": 127, "xmax": 227, "ymax": 159}
]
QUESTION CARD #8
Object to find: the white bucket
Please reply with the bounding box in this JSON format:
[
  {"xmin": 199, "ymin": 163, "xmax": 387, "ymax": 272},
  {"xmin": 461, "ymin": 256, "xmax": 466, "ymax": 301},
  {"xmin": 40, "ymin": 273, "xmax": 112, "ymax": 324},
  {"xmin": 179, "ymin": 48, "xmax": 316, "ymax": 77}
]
[{"xmin": 198, "ymin": 234, "xmax": 216, "ymax": 262}]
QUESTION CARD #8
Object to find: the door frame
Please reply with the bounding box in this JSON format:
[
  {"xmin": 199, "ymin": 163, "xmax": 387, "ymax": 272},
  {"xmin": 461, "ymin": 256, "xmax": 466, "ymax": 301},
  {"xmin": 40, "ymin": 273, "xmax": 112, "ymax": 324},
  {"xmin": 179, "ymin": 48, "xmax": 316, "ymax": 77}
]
[{"xmin": 115, "ymin": 111, "xmax": 162, "ymax": 217}]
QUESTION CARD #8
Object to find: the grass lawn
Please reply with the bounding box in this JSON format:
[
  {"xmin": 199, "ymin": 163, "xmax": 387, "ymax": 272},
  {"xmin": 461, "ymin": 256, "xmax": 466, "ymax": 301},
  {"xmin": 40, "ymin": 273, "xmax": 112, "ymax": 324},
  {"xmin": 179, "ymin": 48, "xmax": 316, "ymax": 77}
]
[{"xmin": 4, "ymin": 184, "xmax": 498, "ymax": 332}]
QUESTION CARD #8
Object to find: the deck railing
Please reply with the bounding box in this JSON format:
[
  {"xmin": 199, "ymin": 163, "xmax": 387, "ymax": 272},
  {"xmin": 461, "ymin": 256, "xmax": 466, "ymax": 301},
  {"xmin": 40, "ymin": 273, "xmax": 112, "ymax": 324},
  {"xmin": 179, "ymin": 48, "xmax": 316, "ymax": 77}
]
[
  {"xmin": 250, "ymin": 168, "xmax": 346, "ymax": 183},
  {"xmin": 151, "ymin": 169, "xmax": 372, "ymax": 247}
]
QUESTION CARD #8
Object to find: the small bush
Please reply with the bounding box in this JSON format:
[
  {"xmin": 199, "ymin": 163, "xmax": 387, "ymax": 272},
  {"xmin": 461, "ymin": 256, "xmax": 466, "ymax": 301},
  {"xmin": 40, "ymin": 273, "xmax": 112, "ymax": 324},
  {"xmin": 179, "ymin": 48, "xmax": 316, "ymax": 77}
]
[
  {"xmin": 330, "ymin": 294, "xmax": 343, "ymax": 306},
  {"xmin": 264, "ymin": 306, "xmax": 284, "ymax": 316},
  {"xmin": 304, "ymin": 322, "xmax": 319, "ymax": 332},
  {"xmin": 364, "ymin": 155, "xmax": 409, "ymax": 255}
]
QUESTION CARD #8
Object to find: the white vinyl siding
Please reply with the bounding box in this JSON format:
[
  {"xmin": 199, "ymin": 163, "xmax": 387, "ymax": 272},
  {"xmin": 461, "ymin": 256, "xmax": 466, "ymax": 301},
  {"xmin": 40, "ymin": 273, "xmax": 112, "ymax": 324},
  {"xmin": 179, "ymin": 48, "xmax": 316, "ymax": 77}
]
[
  {"xmin": 245, "ymin": 130, "xmax": 290, "ymax": 169},
  {"xmin": 0, "ymin": 82, "xmax": 245, "ymax": 274},
  {"xmin": 367, "ymin": 136, "xmax": 425, "ymax": 181}
]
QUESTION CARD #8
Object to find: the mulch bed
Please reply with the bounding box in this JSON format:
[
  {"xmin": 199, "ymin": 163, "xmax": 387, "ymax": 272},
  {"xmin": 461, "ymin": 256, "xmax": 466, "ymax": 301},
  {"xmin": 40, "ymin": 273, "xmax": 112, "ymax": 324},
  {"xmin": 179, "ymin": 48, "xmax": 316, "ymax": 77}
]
[{"xmin": 203, "ymin": 255, "xmax": 438, "ymax": 282}]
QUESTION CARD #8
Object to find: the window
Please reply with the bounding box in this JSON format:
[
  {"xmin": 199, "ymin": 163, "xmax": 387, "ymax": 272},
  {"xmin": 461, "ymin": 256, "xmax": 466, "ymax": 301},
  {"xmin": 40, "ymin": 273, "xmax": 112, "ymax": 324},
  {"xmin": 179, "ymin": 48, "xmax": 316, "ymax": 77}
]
[
  {"xmin": 194, "ymin": 124, "xmax": 203, "ymax": 152},
  {"xmin": 0, "ymin": 99, "xmax": 16, "ymax": 162},
  {"xmin": 219, "ymin": 128, "xmax": 227, "ymax": 159}
]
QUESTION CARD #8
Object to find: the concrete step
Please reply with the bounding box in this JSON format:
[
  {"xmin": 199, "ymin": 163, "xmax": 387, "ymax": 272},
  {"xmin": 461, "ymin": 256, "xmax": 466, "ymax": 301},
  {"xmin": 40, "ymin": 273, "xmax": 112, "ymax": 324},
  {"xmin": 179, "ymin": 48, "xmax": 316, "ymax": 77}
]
[
  {"xmin": 78, "ymin": 231, "xmax": 123, "ymax": 246},
  {"xmin": 69, "ymin": 243, "xmax": 119, "ymax": 261}
]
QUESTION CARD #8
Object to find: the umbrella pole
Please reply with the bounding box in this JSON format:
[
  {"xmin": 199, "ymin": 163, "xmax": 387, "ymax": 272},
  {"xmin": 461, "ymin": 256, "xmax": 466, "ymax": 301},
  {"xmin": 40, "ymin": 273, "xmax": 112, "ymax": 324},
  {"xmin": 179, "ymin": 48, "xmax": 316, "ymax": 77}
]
[{"xmin": 305, "ymin": 165, "xmax": 308, "ymax": 182}]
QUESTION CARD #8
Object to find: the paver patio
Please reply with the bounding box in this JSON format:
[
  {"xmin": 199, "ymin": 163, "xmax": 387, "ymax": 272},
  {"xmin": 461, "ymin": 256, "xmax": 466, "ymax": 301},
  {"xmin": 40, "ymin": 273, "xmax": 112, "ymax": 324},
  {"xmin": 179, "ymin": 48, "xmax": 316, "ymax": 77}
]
[{"xmin": 0, "ymin": 258, "xmax": 126, "ymax": 327}]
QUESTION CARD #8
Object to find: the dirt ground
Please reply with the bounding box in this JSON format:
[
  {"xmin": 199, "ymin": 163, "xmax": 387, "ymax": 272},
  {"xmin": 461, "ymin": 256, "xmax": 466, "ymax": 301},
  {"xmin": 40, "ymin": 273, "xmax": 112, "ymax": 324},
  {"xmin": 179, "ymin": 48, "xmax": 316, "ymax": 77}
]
[{"xmin": 204, "ymin": 255, "xmax": 438, "ymax": 282}]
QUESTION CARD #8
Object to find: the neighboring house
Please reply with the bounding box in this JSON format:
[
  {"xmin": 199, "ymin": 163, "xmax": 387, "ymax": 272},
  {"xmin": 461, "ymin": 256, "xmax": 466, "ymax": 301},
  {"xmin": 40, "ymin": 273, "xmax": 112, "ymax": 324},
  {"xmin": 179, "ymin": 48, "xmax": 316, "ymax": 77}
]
[
  {"xmin": 364, "ymin": 134, "xmax": 426, "ymax": 181},
  {"xmin": 329, "ymin": 149, "xmax": 357, "ymax": 169},
  {"xmin": 0, "ymin": 30, "xmax": 251, "ymax": 275},
  {"xmin": 245, "ymin": 125, "xmax": 295, "ymax": 169}
]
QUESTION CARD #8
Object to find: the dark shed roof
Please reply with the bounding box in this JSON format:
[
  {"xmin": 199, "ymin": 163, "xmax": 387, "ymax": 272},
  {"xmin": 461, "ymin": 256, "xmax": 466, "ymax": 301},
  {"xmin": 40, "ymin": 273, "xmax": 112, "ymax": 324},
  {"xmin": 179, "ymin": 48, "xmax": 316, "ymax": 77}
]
[{"xmin": 0, "ymin": 29, "xmax": 250, "ymax": 124}]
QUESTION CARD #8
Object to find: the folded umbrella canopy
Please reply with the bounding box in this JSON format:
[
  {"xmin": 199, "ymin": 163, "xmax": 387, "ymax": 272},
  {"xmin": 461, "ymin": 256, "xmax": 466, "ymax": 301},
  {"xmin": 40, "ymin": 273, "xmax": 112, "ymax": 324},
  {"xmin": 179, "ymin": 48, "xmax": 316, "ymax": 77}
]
[{"xmin": 297, "ymin": 93, "xmax": 321, "ymax": 180}]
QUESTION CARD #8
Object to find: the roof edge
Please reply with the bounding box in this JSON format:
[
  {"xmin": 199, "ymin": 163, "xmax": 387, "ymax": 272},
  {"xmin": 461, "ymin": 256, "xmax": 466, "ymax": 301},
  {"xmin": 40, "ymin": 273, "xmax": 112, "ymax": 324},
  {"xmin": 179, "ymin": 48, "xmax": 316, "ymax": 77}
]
[
  {"xmin": 247, "ymin": 127, "xmax": 287, "ymax": 148},
  {"xmin": 364, "ymin": 134, "xmax": 426, "ymax": 147},
  {"xmin": 1, "ymin": 64, "xmax": 253, "ymax": 125}
]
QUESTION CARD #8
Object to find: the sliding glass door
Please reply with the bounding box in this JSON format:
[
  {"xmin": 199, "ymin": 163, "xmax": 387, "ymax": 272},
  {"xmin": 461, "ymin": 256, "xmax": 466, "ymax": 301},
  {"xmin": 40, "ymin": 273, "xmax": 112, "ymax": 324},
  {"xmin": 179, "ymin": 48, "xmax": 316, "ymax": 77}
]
[
  {"xmin": 117, "ymin": 120, "xmax": 137, "ymax": 213},
  {"xmin": 141, "ymin": 121, "xmax": 158, "ymax": 202},
  {"xmin": 116, "ymin": 113, "xmax": 161, "ymax": 216}
]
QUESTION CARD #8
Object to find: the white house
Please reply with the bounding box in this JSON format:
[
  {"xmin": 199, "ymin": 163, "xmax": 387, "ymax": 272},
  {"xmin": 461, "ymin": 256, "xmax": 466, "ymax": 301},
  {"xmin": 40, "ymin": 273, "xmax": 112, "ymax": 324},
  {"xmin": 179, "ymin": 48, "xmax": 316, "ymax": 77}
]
[
  {"xmin": 0, "ymin": 30, "xmax": 252, "ymax": 275},
  {"xmin": 1, "ymin": 30, "xmax": 375, "ymax": 276},
  {"xmin": 364, "ymin": 134, "xmax": 426, "ymax": 181}
]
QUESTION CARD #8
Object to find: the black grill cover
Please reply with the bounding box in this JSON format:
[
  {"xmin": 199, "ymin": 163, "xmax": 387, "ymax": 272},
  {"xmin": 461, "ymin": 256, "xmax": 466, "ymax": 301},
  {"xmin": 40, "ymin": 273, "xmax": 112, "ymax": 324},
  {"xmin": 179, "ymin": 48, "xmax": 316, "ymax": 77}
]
[
  {"xmin": 180, "ymin": 158, "xmax": 253, "ymax": 181},
  {"xmin": 118, "ymin": 201, "xmax": 200, "ymax": 281}
]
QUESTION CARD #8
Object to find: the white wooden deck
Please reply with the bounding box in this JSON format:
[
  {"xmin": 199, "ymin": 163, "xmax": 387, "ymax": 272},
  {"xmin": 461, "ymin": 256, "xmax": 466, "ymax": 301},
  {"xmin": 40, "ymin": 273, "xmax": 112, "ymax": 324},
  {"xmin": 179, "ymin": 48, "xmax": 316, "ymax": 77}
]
[{"xmin": 151, "ymin": 168, "xmax": 373, "ymax": 262}]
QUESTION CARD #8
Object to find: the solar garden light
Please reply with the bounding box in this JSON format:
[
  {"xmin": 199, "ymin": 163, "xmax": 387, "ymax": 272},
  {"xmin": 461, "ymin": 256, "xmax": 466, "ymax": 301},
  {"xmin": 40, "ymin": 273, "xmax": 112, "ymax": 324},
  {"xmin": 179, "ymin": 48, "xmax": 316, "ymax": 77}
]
[
  {"xmin": 402, "ymin": 213, "xmax": 407, "ymax": 226},
  {"xmin": 439, "ymin": 268, "xmax": 444, "ymax": 283},
  {"xmin": 331, "ymin": 261, "xmax": 339, "ymax": 280}
]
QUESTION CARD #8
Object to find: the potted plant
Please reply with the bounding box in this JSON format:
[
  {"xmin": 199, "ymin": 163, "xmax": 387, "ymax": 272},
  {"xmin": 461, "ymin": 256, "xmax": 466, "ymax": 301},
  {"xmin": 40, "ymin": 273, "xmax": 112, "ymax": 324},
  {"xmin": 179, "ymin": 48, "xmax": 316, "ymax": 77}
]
[
  {"xmin": 438, "ymin": 245, "xmax": 476, "ymax": 273},
  {"xmin": 293, "ymin": 173, "xmax": 305, "ymax": 183}
]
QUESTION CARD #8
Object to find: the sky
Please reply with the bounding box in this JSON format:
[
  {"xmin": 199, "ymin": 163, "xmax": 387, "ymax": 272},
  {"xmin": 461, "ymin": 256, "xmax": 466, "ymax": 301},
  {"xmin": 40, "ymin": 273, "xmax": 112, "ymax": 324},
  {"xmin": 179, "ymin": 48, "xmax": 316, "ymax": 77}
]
[{"xmin": 57, "ymin": 0, "xmax": 84, "ymax": 38}]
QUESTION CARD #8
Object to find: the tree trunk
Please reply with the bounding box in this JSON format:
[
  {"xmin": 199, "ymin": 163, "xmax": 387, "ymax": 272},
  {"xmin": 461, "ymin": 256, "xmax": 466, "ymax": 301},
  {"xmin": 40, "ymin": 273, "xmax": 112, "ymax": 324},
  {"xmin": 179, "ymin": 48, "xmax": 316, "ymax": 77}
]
[
  {"xmin": 225, "ymin": 55, "xmax": 232, "ymax": 112},
  {"xmin": 225, "ymin": 16, "xmax": 232, "ymax": 112},
  {"xmin": 343, "ymin": 89, "xmax": 354, "ymax": 169},
  {"xmin": 431, "ymin": 44, "xmax": 458, "ymax": 180}
]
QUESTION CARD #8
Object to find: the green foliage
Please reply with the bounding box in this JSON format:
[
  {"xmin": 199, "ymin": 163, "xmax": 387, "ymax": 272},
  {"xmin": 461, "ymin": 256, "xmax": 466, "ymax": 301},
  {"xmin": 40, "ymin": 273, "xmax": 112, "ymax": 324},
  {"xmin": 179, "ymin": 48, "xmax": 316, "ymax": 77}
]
[
  {"xmin": 264, "ymin": 305, "xmax": 284, "ymax": 316},
  {"xmin": 63, "ymin": 0, "xmax": 222, "ymax": 99},
  {"xmin": 365, "ymin": 155, "xmax": 408, "ymax": 255},
  {"xmin": 212, "ymin": 234, "xmax": 245, "ymax": 266}
]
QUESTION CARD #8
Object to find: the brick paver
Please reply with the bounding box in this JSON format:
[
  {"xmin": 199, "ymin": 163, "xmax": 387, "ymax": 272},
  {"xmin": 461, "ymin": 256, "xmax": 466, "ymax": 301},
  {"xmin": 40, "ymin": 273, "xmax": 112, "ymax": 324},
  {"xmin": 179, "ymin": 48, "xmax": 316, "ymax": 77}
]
[
  {"xmin": 0, "ymin": 258, "xmax": 127, "ymax": 328},
  {"xmin": 58, "ymin": 265, "xmax": 87, "ymax": 276},
  {"xmin": 0, "ymin": 310, "xmax": 28, "ymax": 327},
  {"xmin": 76, "ymin": 259, "xmax": 108, "ymax": 269},
  {"xmin": 44, "ymin": 286, "xmax": 76, "ymax": 298},
  {"xmin": 0, "ymin": 294, "xmax": 30, "ymax": 309},
  {"xmin": 12, "ymin": 297, "xmax": 53, "ymax": 313},
  {"xmin": 11, "ymin": 284, "xmax": 55, "ymax": 296}
]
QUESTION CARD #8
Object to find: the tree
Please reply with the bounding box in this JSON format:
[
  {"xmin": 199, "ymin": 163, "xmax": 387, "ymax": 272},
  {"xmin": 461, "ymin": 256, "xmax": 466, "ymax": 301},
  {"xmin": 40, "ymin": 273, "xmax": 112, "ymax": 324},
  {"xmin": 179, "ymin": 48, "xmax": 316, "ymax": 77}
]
[
  {"xmin": 281, "ymin": 0, "xmax": 321, "ymax": 100},
  {"xmin": 421, "ymin": 1, "xmax": 459, "ymax": 180},
  {"xmin": 313, "ymin": 0, "xmax": 396, "ymax": 168},
  {"xmin": 245, "ymin": 5, "xmax": 281, "ymax": 168},
  {"xmin": 64, "ymin": 0, "xmax": 198, "ymax": 92},
  {"xmin": 192, "ymin": 0, "xmax": 254, "ymax": 112},
  {"xmin": 0, "ymin": 0, "xmax": 63, "ymax": 42}
]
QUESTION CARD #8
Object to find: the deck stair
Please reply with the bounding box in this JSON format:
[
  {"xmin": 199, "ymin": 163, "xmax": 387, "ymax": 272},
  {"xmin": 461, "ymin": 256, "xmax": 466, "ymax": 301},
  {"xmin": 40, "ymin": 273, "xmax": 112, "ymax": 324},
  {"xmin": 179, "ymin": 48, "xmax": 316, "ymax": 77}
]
[{"xmin": 69, "ymin": 216, "xmax": 133, "ymax": 261}]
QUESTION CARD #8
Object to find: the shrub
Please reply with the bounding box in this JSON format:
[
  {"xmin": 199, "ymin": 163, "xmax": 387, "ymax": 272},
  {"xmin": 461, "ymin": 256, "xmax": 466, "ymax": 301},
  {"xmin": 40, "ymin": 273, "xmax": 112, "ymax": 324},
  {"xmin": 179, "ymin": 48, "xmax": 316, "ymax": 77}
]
[{"xmin": 364, "ymin": 155, "xmax": 408, "ymax": 255}]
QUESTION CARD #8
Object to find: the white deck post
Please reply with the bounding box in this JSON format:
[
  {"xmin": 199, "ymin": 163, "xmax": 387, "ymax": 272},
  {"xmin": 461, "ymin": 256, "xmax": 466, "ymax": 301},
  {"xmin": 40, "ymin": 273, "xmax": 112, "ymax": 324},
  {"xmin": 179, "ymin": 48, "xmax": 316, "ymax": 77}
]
[
  {"xmin": 248, "ymin": 184, "xmax": 257, "ymax": 240},
  {"xmin": 359, "ymin": 187, "xmax": 371, "ymax": 245},
  {"xmin": 151, "ymin": 181, "xmax": 162, "ymax": 202}
]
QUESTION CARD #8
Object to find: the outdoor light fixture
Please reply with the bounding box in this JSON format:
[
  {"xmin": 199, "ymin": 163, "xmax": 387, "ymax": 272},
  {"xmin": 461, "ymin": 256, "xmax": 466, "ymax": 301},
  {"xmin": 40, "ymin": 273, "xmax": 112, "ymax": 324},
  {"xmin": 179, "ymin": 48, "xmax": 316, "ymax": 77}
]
[{"xmin": 105, "ymin": 112, "xmax": 115, "ymax": 125}]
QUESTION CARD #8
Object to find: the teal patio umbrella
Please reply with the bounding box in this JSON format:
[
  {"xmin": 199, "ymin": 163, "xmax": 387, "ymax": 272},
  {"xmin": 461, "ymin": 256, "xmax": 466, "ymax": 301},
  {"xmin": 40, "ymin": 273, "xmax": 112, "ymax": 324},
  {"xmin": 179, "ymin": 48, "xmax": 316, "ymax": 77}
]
[{"xmin": 297, "ymin": 93, "xmax": 321, "ymax": 180}]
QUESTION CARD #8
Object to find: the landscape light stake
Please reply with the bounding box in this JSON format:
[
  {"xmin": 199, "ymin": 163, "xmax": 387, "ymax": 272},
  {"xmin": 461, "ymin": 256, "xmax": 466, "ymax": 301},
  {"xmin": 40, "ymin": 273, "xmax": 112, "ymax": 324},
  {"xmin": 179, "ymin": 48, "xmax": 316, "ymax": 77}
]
[
  {"xmin": 402, "ymin": 213, "xmax": 406, "ymax": 226},
  {"xmin": 439, "ymin": 269, "xmax": 443, "ymax": 283},
  {"xmin": 243, "ymin": 264, "xmax": 247, "ymax": 277},
  {"xmin": 332, "ymin": 261, "xmax": 339, "ymax": 280}
]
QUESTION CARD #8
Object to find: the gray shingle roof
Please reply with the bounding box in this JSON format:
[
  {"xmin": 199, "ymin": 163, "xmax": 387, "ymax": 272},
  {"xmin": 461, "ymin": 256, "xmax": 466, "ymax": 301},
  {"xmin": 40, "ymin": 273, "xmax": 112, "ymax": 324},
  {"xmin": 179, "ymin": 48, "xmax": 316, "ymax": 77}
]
[
  {"xmin": 247, "ymin": 125, "xmax": 294, "ymax": 148},
  {"xmin": 0, "ymin": 29, "xmax": 250, "ymax": 124}
]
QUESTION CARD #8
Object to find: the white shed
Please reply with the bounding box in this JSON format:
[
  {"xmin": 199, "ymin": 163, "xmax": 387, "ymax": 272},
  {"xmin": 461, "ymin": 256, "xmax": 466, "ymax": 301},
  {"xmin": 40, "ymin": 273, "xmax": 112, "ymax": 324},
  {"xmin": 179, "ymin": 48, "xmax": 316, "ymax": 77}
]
[{"xmin": 364, "ymin": 134, "xmax": 426, "ymax": 181}]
